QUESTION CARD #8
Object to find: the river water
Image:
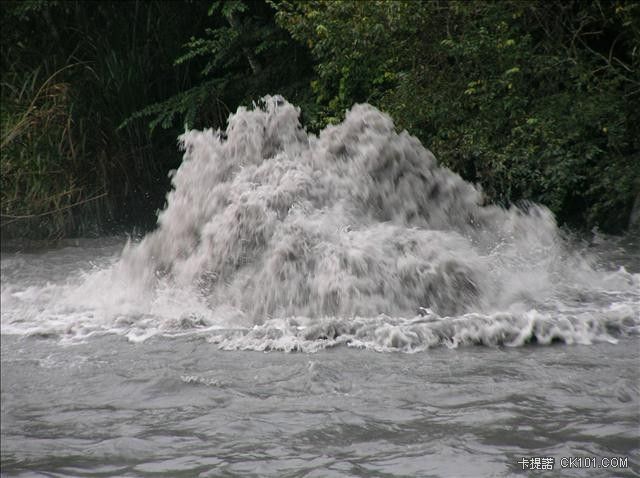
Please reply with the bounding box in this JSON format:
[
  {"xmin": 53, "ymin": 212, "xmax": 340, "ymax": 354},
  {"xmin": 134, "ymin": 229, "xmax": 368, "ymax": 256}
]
[{"xmin": 1, "ymin": 98, "xmax": 639, "ymax": 477}]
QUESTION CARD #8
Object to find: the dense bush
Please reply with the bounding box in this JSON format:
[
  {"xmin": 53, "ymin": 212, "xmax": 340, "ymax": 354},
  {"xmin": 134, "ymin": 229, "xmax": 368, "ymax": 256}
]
[
  {"xmin": 274, "ymin": 0, "xmax": 640, "ymax": 231},
  {"xmin": 1, "ymin": 0, "xmax": 638, "ymax": 239}
]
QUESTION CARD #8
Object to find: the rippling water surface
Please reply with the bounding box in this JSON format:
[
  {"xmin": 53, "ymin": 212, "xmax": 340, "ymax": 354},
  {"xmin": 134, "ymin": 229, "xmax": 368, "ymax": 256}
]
[{"xmin": 1, "ymin": 303, "xmax": 639, "ymax": 477}]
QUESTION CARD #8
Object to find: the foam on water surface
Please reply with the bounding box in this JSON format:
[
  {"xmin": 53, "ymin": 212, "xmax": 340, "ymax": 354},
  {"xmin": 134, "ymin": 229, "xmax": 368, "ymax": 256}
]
[{"xmin": 1, "ymin": 97, "xmax": 638, "ymax": 351}]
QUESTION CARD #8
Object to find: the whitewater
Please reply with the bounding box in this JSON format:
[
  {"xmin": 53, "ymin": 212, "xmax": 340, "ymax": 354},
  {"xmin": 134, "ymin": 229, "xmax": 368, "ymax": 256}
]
[{"xmin": 1, "ymin": 97, "xmax": 638, "ymax": 476}]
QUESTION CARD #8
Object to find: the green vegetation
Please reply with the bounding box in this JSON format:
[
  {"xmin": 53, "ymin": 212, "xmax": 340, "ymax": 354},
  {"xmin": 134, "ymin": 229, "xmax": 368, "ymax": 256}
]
[
  {"xmin": 1, "ymin": 0, "xmax": 213, "ymax": 238},
  {"xmin": 2, "ymin": 0, "xmax": 638, "ymax": 240}
]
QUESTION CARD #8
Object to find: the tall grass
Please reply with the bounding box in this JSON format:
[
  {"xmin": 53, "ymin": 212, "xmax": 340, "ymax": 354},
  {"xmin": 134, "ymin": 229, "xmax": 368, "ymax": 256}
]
[
  {"xmin": 1, "ymin": 65, "xmax": 105, "ymax": 239},
  {"xmin": 1, "ymin": 1, "xmax": 209, "ymax": 241}
]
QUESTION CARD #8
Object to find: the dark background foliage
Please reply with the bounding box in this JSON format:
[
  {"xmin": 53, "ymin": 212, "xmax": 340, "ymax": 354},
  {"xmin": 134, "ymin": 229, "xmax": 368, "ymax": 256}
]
[{"xmin": 1, "ymin": 0, "xmax": 638, "ymax": 240}]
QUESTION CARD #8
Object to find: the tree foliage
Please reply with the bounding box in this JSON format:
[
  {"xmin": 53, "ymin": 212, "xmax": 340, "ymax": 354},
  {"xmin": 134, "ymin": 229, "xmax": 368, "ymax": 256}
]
[
  {"xmin": 125, "ymin": 0, "xmax": 313, "ymax": 133},
  {"xmin": 274, "ymin": 0, "xmax": 640, "ymax": 231},
  {"xmin": 1, "ymin": 0, "xmax": 638, "ymax": 239}
]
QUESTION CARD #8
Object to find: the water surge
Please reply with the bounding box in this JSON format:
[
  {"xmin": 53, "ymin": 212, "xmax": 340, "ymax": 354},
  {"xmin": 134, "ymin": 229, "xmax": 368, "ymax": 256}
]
[{"xmin": 2, "ymin": 97, "xmax": 638, "ymax": 351}]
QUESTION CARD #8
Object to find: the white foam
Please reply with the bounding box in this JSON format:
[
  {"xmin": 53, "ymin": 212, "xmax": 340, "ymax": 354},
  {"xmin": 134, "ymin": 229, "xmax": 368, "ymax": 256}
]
[{"xmin": 1, "ymin": 97, "xmax": 638, "ymax": 350}]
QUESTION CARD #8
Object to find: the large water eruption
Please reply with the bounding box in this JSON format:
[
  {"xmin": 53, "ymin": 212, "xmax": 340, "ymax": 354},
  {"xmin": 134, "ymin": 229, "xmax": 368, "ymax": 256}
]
[{"xmin": 2, "ymin": 97, "xmax": 638, "ymax": 351}]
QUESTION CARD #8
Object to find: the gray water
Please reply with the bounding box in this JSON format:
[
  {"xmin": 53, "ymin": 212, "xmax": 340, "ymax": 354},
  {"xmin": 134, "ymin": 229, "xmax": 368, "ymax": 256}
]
[{"xmin": 2, "ymin": 98, "xmax": 640, "ymax": 476}]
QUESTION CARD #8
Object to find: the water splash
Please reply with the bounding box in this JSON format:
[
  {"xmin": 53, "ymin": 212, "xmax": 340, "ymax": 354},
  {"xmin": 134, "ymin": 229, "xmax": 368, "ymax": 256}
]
[
  {"xmin": 119, "ymin": 97, "xmax": 570, "ymax": 317},
  {"xmin": 1, "ymin": 97, "xmax": 638, "ymax": 350}
]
